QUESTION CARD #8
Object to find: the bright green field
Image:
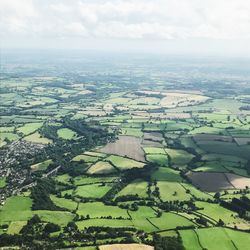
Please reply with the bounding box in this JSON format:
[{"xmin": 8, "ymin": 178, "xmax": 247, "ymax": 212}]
[
  {"xmin": 74, "ymin": 183, "xmax": 112, "ymax": 198},
  {"xmin": 34, "ymin": 210, "xmax": 74, "ymax": 226},
  {"xmin": 50, "ymin": 195, "xmax": 78, "ymax": 211},
  {"xmin": 0, "ymin": 196, "xmax": 33, "ymax": 224},
  {"xmin": 77, "ymin": 202, "xmax": 129, "ymax": 219},
  {"xmin": 149, "ymin": 212, "xmax": 195, "ymax": 231},
  {"xmin": 179, "ymin": 229, "xmax": 202, "ymax": 250},
  {"xmin": 76, "ymin": 218, "xmax": 133, "ymax": 230},
  {"xmin": 195, "ymin": 201, "xmax": 247, "ymax": 226},
  {"xmin": 158, "ymin": 181, "xmax": 192, "ymax": 201},
  {"xmin": 183, "ymin": 227, "xmax": 250, "ymax": 250},
  {"xmin": 57, "ymin": 128, "xmax": 78, "ymax": 140},
  {"xmin": 116, "ymin": 179, "xmax": 149, "ymax": 198},
  {"xmin": 144, "ymin": 147, "xmax": 166, "ymax": 154},
  {"xmin": 73, "ymin": 176, "xmax": 116, "ymax": 186}
]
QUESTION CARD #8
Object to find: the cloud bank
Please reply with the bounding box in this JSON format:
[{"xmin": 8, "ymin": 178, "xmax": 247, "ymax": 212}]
[{"xmin": 1, "ymin": 0, "xmax": 250, "ymax": 55}]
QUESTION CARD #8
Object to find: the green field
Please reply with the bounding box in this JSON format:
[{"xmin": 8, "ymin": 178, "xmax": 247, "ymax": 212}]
[
  {"xmin": 158, "ymin": 181, "xmax": 192, "ymax": 201},
  {"xmin": 180, "ymin": 227, "xmax": 250, "ymax": 250},
  {"xmin": 74, "ymin": 183, "xmax": 112, "ymax": 198},
  {"xmin": 17, "ymin": 122, "xmax": 43, "ymax": 135},
  {"xmin": 30, "ymin": 159, "xmax": 53, "ymax": 171},
  {"xmin": 0, "ymin": 177, "xmax": 6, "ymax": 188},
  {"xmin": 116, "ymin": 180, "xmax": 149, "ymax": 198},
  {"xmin": 77, "ymin": 202, "xmax": 129, "ymax": 218},
  {"xmin": 24, "ymin": 132, "xmax": 52, "ymax": 144}
]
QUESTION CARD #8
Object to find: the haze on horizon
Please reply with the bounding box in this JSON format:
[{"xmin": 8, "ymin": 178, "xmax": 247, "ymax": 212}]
[{"xmin": 1, "ymin": 0, "xmax": 250, "ymax": 57}]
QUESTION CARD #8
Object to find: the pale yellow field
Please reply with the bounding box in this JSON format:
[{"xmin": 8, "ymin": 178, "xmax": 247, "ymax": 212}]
[{"xmin": 99, "ymin": 243, "xmax": 154, "ymax": 250}]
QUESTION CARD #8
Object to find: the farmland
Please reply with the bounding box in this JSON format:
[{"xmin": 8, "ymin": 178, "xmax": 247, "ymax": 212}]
[{"xmin": 0, "ymin": 53, "xmax": 250, "ymax": 249}]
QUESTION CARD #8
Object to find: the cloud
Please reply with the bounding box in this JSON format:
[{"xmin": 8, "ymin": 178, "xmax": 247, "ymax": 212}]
[{"xmin": 1, "ymin": 0, "xmax": 250, "ymax": 48}]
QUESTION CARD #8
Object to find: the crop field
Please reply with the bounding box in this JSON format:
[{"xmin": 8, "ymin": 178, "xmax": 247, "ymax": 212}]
[
  {"xmin": 99, "ymin": 136, "xmax": 145, "ymax": 162},
  {"xmin": 186, "ymin": 172, "xmax": 234, "ymax": 191}
]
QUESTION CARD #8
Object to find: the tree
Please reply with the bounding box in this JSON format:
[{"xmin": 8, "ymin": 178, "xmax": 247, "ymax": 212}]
[{"xmin": 44, "ymin": 223, "xmax": 61, "ymax": 233}]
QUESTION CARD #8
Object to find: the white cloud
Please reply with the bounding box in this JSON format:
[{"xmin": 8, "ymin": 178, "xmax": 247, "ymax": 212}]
[{"xmin": 1, "ymin": 0, "xmax": 250, "ymax": 51}]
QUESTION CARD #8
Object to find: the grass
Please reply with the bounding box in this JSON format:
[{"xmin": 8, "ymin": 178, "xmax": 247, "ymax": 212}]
[
  {"xmin": 57, "ymin": 128, "xmax": 78, "ymax": 140},
  {"xmin": 0, "ymin": 196, "xmax": 33, "ymax": 224},
  {"xmin": 146, "ymin": 154, "xmax": 169, "ymax": 166},
  {"xmin": 194, "ymin": 161, "xmax": 227, "ymax": 173},
  {"xmin": 179, "ymin": 229, "xmax": 203, "ymax": 250},
  {"xmin": 7, "ymin": 221, "xmax": 27, "ymax": 234},
  {"xmin": 106, "ymin": 155, "xmax": 145, "ymax": 170},
  {"xmin": 34, "ymin": 210, "xmax": 74, "ymax": 226},
  {"xmin": 193, "ymin": 227, "xmax": 250, "ymax": 250},
  {"xmin": 77, "ymin": 202, "xmax": 129, "ymax": 218},
  {"xmin": 151, "ymin": 167, "xmax": 182, "ymax": 182},
  {"xmin": 74, "ymin": 183, "xmax": 112, "ymax": 199},
  {"xmin": 157, "ymin": 181, "xmax": 192, "ymax": 201},
  {"xmin": 197, "ymin": 141, "xmax": 250, "ymax": 160},
  {"xmin": 73, "ymin": 176, "xmax": 116, "ymax": 186},
  {"xmin": 149, "ymin": 212, "xmax": 195, "ymax": 231},
  {"xmin": 121, "ymin": 128, "xmax": 143, "ymax": 137},
  {"xmin": 195, "ymin": 201, "xmax": 247, "ymax": 226},
  {"xmin": 129, "ymin": 206, "xmax": 157, "ymax": 232},
  {"xmin": 50, "ymin": 195, "xmax": 78, "ymax": 211},
  {"xmin": 24, "ymin": 132, "xmax": 52, "ymax": 144},
  {"xmin": 0, "ymin": 177, "xmax": 6, "ymax": 188},
  {"xmin": 30, "ymin": 159, "xmax": 53, "ymax": 171},
  {"xmin": 56, "ymin": 174, "xmax": 72, "ymax": 185},
  {"xmin": 87, "ymin": 161, "xmax": 117, "ymax": 174},
  {"xmin": 72, "ymin": 154, "xmax": 100, "ymax": 163},
  {"xmin": 116, "ymin": 179, "xmax": 149, "ymax": 198},
  {"xmin": 76, "ymin": 218, "xmax": 133, "ymax": 229},
  {"xmin": 143, "ymin": 147, "xmax": 166, "ymax": 154},
  {"xmin": 0, "ymin": 132, "xmax": 19, "ymax": 141},
  {"xmin": 181, "ymin": 183, "xmax": 213, "ymax": 200},
  {"xmin": 164, "ymin": 148, "xmax": 194, "ymax": 166},
  {"xmin": 17, "ymin": 122, "xmax": 43, "ymax": 135}
]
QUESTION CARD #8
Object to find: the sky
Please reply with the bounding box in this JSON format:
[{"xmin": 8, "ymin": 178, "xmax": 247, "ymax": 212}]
[{"xmin": 1, "ymin": 0, "xmax": 250, "ymax": 56}]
